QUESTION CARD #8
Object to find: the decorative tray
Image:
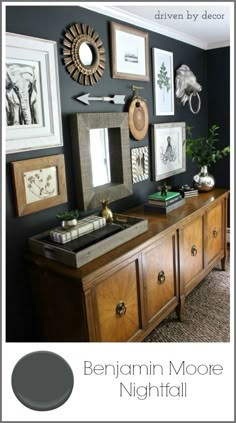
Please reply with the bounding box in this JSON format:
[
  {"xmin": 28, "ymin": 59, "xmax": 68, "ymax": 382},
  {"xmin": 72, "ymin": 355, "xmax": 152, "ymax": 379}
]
[{"xmin": 28, "ymin": 214, "xmax": 148, "ymax": 268}]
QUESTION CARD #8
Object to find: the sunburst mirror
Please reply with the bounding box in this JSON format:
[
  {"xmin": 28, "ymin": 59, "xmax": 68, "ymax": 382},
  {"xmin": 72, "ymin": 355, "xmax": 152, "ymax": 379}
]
[{"xmin": 63, "ymin": 23, "xmax": 106, "ymax": 85}]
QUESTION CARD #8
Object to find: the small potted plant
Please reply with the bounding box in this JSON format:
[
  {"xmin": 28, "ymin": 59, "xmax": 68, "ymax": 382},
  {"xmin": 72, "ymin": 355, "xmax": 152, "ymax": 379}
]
[
  {"xmin": 56, "ymin": 209, "xmax": 80, "ymax": 229},
  {"xmin": 185, "ymin": 125, "xmax": 230, "ymax": 191}
]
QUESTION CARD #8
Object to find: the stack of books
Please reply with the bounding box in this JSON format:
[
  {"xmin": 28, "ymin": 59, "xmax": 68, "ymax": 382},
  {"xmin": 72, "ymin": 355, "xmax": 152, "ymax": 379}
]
[
  {"xmin": 175, "ymin": 185, "xmax": 199, "ymax": 198},
  {"xmin": 50, "ymin": 215, "xmax": 106, "ymax": 244},
  {"xmin": 144, "ymin": 191, "xmax": 185, "ymax": 214}
]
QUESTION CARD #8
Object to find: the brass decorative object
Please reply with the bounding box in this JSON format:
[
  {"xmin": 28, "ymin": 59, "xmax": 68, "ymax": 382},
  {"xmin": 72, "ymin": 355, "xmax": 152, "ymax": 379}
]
[
  {"xmin": 63, "ymin": 23, "xmax": 106, "ymax": 85},
  {"xmin": 116, "ymin": 301, "xmax": 126, "ymax": 317},
  {"xmin": 156, "ymin": 182, "xmax": 171, "ymax": 196},
  {"xmin": 157, "ymin": 271, "xmax": 165, "ymax": 284},
  {"xmin": 160, "ymin": 182, "xmax": 168, "ymax": 196},
  {"xmin": 191, "ymin": 245, "xmax": 198, "ymax": 256},
  {"xmin": 101, "ymin": 199, "xmax": 113, "ymax": 222}
]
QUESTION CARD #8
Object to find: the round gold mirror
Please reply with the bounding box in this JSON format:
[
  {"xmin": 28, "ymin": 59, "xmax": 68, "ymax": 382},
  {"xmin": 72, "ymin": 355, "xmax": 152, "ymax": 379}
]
[{"xmin": 63, "ymin": 23, "xmax": 106, "ymax": 85}]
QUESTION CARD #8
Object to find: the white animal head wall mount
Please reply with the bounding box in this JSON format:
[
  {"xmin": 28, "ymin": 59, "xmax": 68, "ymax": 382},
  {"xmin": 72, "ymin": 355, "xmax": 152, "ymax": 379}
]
[{"xmin": 175, "ymin": 65, "xmax": 202, "ymax": 114}]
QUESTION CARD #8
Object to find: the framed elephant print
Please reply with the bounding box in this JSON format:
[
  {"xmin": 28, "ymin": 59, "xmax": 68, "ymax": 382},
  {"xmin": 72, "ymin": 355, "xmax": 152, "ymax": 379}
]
[{"xmin": 6, "ymin": 33, "xmax": 63, "ymax": 154}]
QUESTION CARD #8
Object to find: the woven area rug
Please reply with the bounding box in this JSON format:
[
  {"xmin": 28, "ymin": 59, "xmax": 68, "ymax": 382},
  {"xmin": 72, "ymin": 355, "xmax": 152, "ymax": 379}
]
[{"xmin": 144, "ymin": 258, "xmax": 230, "ymax": 343}]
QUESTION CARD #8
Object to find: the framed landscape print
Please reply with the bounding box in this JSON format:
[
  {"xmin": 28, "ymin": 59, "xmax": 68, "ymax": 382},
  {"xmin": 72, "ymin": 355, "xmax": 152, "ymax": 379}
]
[
  {"xmin": 152, "ymin": 122, "xmax": 186, "ymax": 181},
  {"xmin": 131, "ymin": 146, "xmax": 149, "ymax": 183},
  {"xmin": 152, "ymin": 48, "xmax": 175, "ymax": 116},
  {"xmin": 111, "ymin": 22, "xmax": 149, "ymax": 81},
  {"xmin": 11, "ymin": 154, "xmax": 67, "ymax": 216},
  {"xmin": 6, "ymin": 33, "xmax": 63, "ymax": 154}
]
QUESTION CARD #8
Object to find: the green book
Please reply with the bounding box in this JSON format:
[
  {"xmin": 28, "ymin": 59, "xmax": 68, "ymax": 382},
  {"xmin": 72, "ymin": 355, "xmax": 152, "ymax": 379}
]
[{"xmin": 148, "ymin": 191, "xmax": 180, "ymax": 202}]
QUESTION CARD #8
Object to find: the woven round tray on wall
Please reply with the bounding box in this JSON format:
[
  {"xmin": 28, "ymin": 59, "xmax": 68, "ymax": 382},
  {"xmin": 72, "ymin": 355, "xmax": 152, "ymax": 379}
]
[{"xmin": 128, "ymin": 97, "xmax": 149, "ymax": 141}]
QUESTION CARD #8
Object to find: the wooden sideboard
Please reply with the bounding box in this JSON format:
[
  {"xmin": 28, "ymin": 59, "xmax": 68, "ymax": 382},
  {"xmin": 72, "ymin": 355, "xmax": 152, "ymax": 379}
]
[{"xmin": 27, "ymin": 189, "xmax": 229, "ymax": 342}]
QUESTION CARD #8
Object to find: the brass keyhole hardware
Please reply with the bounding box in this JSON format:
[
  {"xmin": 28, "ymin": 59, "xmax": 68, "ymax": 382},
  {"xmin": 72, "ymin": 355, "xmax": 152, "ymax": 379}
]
[
  {"xmin": 213, "ymin": 227, "xmax": 218, "ymax": 238},
  {"xmin": 191, "ymin": 245, "xmax": 198, "ymax": 256},
  {"xmin": 116, "ymin": 301, "xmax": 126, "ymax": 317},
  {"xmin": 158, "ymin": 270, "xmax": 166, "ymax": 284}
]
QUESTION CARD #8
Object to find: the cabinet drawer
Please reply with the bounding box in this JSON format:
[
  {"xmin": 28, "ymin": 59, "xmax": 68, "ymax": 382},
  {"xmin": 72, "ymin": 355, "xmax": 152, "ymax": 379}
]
[
  {"xmin": 142, "ymin": 234, "xmax": 177, "ymax": 323},
  {"xmin": 206, "ymin": 203, "xmax": 223, "ymax": 264},
  {"xmin": 180, "ymin": 215, "xmax": 204, "ymax": 288},
  {"xmin": 93, "ymin": 258, "xmax": 142, "ymax": 342}
]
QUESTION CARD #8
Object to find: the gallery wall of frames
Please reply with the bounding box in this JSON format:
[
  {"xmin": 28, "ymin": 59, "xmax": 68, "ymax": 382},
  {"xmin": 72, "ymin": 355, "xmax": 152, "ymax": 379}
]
[{"xmin": 6, "ymin": 5, "xmax": 230, "ymax": 341}]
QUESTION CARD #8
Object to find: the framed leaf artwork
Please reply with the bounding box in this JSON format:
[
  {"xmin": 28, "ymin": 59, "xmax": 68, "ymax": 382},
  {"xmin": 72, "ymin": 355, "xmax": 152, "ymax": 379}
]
[{"xmin": 153, "ymin": 48, "xmax": 175, "ymax": 116}]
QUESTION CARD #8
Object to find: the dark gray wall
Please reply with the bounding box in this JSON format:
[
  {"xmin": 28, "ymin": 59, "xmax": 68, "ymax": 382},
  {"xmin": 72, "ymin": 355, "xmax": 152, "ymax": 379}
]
[
  {"xmin": 207, "ymin": 47, "xmax": 230, "ymax": 188},
  {"xmin": 6, "ymin": 6, "xmax": 229, "ymax": 341}
]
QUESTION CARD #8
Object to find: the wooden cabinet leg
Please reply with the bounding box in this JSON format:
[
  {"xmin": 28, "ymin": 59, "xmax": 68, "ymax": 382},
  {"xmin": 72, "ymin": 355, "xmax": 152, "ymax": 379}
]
[
  {"xmin": 177, "ymin": 295, "xmax": 185, "ymax": 321},
  {"xmin": 221, "ymin": 255, "xmax": 227, "ymax": 271}
]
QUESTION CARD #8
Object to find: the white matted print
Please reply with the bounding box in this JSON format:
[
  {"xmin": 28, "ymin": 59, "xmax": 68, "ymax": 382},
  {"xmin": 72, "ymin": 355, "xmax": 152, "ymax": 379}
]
[
  {"xmin": 131, "ymin": 146, "xmax": 149, "ymax": 183},
  {"xmin": 116, "ymin": 30, "xmax": 146, "ymax": 76},
  {"xmin": 153, "ymin": 48, "xmax": 175, "ymax": 116},
  {"xmin": 111, "ymin": 22, "xmax": 149, "ymax": 81},
  {"xmin": 24, "ymin": 166, "xmax": 58, "ymax": 204},
  {"xmin": 6, "ymin": 32, "xmax": 63, "ymax": 154},
  {"xmin": 152, "ymin": 122, "xmax": 186, "ymax": 181}
]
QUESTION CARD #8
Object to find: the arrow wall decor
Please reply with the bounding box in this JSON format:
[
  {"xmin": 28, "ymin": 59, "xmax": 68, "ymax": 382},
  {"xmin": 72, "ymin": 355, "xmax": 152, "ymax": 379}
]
[{"xmin": 76, "ymin": 93, "xmax": 126, "ymax": 105}]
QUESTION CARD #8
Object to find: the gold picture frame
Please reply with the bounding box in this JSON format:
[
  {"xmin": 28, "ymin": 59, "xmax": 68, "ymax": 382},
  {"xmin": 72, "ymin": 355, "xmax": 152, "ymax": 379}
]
[
  {"xmin": 111, "ymin": 22, "xmax": 149, "ymax": 81},
  {"xmin": 12, "ymin": 154, "xmax": 67, "ymax": 216}
]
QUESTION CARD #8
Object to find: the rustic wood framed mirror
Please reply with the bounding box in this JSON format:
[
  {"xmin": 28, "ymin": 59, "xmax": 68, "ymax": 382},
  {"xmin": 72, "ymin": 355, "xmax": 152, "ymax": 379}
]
[
  {"xmin": 63, "ymin": 23, "xmax": 106, "ymax": 85},
  {"xmin": 70, "ymin": 113, "xmax": 133, "ymax": 211}
]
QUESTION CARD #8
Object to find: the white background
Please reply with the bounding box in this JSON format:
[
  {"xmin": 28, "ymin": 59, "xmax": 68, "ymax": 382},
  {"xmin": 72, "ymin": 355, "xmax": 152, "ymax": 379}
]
[{"xmin": 2, "ymin": 342, "xmax": 235, "ymax": 421}]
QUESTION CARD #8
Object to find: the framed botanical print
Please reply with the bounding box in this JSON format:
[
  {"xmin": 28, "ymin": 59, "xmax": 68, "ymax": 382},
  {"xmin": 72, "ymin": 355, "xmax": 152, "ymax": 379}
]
[
  {"xmin": 152, "ymin": 122, "xmax": 186, "ymax": 181},
  {"xmin": 6, "ymin": 33, "xmax": 63, "ymax": 154},
  {"xmin": 131, "ymin": 146, "xmax": 149, "ymax": 183},
  {"xmin": 12, "ymin": 154, "xmax": 67, "ymax": 216},
  {"xmin": 152, "ymin": 48, "xmax": 175, "ymax": 116},
  {"xmin": 111, "ymin": 22, "xmax": 149, "ymax": 81}
]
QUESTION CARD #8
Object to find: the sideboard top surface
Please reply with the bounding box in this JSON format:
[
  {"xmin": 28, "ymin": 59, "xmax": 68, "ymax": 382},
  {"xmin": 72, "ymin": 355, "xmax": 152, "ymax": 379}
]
[{"xmin": 27, "ymin": 188, "xmax": 229, "ymax": 284}]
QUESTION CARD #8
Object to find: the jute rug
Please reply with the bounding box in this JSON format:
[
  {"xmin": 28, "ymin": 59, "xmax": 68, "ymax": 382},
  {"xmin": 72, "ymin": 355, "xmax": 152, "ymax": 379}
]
[{"xmin": 144, "ymin": 258, "xmax": 230, "ymax": 343}]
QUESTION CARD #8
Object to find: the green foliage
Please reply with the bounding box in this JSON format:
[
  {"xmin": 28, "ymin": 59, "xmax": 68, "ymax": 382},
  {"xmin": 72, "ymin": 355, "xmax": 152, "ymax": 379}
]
[
  {"xmin": 185, "ymin": 125, "xmax": 230, "ymax": 168},
  {"xmin": 56, "ymin": 209, "xmax": 80, "ymax": 221},
  {"xmin": 157, "ymin": 62, "xmax": 171, "ymax": 91}
]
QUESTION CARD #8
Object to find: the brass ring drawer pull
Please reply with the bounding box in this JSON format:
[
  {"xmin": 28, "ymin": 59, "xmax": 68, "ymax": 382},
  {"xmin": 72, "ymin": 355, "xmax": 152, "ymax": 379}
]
[
  {"xmin": 158, "ymin": 270, "xmax": 165, "ymax": 284},
  {"xmin": 191, "ymin": 245, "xmax": 198, "ymax": 256},
  {"xmin": 116, "ymin": 301, "xmax": 126, "ymax": 317},
  {"xmin": 213, "ymin": 227, "xmax": 218, "ymax": 238}
]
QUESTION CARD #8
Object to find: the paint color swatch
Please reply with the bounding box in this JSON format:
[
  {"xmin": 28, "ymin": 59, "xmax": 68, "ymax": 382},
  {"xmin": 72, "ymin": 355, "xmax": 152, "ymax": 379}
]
[{"xmin": 11, "ymin": 351, "xmax": 74, "ymax": 411}]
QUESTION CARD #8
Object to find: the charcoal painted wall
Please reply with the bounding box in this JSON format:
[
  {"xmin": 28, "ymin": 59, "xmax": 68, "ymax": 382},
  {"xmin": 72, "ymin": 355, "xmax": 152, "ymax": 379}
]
[
  {"xmin": 6, "ymin": 6, "xmax": 229, "ymax": 341},
  {"xmin": 207, "ymin": 47, "xmax": 230, "ymax": 188}
]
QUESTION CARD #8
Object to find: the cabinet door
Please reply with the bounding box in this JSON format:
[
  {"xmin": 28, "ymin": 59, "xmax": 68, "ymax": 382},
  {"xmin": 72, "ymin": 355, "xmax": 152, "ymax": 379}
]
[
  {"xmin": 206, "ymin": 202, "xmax": 223, "ymax": 264},
  {"xmin": 142, "ymin": 234, "xmax": 178, "ymax": 324},
  {"xmin": 180, "ymin": 215, "xmax": 204, "ymax": 290},
  {"xmin": 92, "ymin": 255, "xmax": 143, "ymax": 342}
]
